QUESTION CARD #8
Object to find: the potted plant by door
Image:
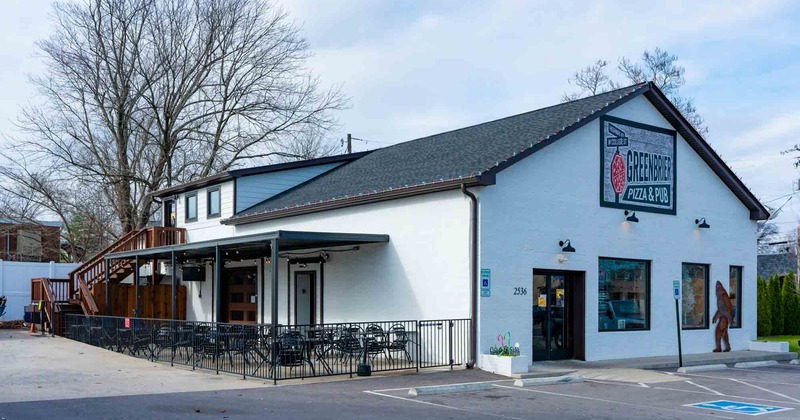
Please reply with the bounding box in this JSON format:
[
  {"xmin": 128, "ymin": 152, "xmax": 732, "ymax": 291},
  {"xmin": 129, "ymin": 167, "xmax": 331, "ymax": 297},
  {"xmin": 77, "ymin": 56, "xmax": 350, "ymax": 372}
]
[{"xmin": 480, "ymin": 332, "xmax": 528, "ymax": 376}]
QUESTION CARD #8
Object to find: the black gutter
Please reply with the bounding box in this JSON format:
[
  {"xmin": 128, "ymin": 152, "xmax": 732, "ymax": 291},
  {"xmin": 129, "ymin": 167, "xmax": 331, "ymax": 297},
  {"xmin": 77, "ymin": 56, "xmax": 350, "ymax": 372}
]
[{"xmin": 460, "ymin": 183, "xmax": 478, "ymax": 369}]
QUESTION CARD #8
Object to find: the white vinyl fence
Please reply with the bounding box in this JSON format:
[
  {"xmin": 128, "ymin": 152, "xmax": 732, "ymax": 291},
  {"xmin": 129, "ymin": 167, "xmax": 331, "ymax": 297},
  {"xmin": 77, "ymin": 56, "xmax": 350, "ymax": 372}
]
[{"xmin": 0, "ymin": 260, "xmax": 80, "ymax": 321}]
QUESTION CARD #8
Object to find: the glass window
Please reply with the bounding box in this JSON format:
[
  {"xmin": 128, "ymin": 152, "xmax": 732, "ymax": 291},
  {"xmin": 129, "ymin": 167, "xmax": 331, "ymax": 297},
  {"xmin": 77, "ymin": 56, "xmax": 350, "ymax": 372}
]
[
  {"xmin": 730, "ymin": 266, "xmax": 742, "ymax": 328},
  {"xmin": 185, "ymin": 192, "xmax": 197, "ymax": 222},
  {"xmin": 207, "ymin": 188, "xmax": 221, "ymax": 217},
  {"xmin": 682, "ymin": 263, "xmax": 709, "ymax": 329},
  {"xmin": 598, "ymin": 258, "xmax": 650, "ymax": 331}
]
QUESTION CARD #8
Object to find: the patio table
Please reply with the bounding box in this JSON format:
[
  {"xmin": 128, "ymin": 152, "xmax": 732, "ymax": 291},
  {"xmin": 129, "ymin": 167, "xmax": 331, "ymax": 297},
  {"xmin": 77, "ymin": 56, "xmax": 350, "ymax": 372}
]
[{"xmin": 305, "ymin": 327, "xmax": 333, "ymax": 374}]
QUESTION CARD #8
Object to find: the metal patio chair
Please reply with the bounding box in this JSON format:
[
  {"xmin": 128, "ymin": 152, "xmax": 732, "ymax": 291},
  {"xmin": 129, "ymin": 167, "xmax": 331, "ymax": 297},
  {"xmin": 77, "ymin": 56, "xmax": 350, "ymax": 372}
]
[
  {"xmin": 274, "ymin": 330, "xmax": 314, "ymax": 378},
  {"xmin": 172, "ymin": 322, "xmax": 196, "ymax": 364},
  {"xmin": 152, "ymin": 325, "xmax": 176, "ymax": 361},
  {"xmin": 227, "ymin": 325, "xmax": 260, "ymax": 368},
  {"xmin": 386, "ymin": 323, "xmax": 413, "ymax": 364},
  {"xmin": 192, "ymin": 328, "xmax": 221, "ymax": 369},
  {"xmin": 335, "ymin": 325, "xmax": 364, "ymax": 366},
  {"xmin": 364, "ymin": 324, "xmax": 389, "ymax": 361},
  {"xmin": 123, "ymin": 320, "xmax": 155, "ymax": 359}
]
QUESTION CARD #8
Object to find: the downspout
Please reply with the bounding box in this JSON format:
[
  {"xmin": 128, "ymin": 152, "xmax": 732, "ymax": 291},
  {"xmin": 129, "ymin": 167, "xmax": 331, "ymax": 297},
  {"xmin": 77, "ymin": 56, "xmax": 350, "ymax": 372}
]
[{"xmin": 460, "ymin": 184, "xmax": 478, "ymax": 369}]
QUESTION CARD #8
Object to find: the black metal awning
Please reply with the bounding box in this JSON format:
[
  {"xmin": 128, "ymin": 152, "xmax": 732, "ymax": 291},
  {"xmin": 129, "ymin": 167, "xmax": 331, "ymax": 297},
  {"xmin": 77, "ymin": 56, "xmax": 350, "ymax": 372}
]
[{"xmin": 104, "ymin": 230, "xmax": 389, "ymax": 261}]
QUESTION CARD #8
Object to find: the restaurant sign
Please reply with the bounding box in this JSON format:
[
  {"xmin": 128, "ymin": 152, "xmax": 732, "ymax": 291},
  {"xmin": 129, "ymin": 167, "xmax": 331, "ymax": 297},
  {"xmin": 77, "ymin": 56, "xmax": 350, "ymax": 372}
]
[{"xmin": 600, "ymin": 116, "xmax": 677, "ymax": 214}]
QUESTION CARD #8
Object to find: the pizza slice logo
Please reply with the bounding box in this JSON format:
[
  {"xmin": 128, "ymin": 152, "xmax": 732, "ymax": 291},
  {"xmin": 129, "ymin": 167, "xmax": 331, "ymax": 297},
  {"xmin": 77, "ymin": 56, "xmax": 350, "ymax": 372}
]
[{"xmin": 608, "ymin": 123, "xmax": 628, "ymax": 196}]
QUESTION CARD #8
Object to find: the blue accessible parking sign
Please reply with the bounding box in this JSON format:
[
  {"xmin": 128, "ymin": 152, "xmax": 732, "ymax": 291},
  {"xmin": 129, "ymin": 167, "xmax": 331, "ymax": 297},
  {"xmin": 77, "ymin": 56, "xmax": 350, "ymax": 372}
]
[{"xmin": 687, "ymin": 400, "xmax": 793, "ymax": 416}]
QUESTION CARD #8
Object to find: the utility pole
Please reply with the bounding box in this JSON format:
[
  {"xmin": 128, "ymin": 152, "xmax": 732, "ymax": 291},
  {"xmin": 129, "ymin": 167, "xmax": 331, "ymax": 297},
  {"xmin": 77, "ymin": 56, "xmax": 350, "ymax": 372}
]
[{"xmin": 346, "ymin": 133, "xmax": 352, "ymax": 154}]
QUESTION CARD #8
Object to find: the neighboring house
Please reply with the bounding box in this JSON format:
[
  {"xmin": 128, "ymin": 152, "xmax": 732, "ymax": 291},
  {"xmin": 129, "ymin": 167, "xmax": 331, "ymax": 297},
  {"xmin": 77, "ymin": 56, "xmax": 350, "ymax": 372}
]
[
  {"xmin": 0, "ymin": 219, "xmax": 62, "ymax": 262},
  {"xmin": 68, "ymin": 82, "xmax": 768, "ymax": 365},
  {"xmin": 757, "ymin": 251, "xmax": 797, "ymax": 281}
]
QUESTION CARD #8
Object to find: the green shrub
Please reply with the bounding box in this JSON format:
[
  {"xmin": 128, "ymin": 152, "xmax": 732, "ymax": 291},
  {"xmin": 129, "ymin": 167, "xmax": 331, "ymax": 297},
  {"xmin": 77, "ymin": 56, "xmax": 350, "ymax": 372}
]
[
  {"xmin": 757, "ymin": 276, "xmax": 772, "ymax": 336},
  {"xmin": 782, "ymin": 273, "xmax": 800, "ymax": 335},
  {"xmin": 769, "ymin": 274, "xmax": 784, "ymax": 335}
]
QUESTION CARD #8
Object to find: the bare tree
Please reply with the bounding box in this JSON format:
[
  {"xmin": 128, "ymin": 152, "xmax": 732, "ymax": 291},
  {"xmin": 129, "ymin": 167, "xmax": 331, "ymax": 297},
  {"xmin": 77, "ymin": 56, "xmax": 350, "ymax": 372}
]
[
  {"xmin": 563, "ymin": 48, "xmax": 707, "ymax": 135},
  {"xmin": 757, "ymin": 220, "xmax": 783, "ymax": 254},
  {"xmin": 0, "ymin": 163, "xmax": 119, "ymax": 262},
  {"xmin": 2, "ymin": 0, "xmax": 346, "ymax": 244},
  {"xmin": 562, "ymin": 60, "xmax": 610, "ymax": 101},
  {"xmin": 275, "ymin": 127, "xmax": 342, "ymax": 161}
]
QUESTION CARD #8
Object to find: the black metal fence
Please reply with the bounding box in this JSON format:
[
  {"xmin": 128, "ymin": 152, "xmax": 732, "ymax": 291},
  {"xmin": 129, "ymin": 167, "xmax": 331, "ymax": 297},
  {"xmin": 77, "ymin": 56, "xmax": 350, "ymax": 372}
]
[{"xmin": 63, "ymin": 314, "xmax": 470, "ymax": 382}]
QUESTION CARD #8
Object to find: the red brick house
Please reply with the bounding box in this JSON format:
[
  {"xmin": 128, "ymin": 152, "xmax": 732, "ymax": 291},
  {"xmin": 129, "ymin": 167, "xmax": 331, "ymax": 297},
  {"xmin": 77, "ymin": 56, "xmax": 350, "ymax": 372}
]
[{"xmin": 0, "ymin": 219, "xmax": 62, "ymax": 262}]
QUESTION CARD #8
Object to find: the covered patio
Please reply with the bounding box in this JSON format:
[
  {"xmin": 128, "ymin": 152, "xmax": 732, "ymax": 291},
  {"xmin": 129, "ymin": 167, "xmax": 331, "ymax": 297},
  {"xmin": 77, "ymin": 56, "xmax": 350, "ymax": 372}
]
[
  {"xmin": 102, "ymin": 230, "xmax": 391, "ymax": 325},
  {"xmin": 65, "ymin": 230, "xmax": 470, "ymax": 381}
]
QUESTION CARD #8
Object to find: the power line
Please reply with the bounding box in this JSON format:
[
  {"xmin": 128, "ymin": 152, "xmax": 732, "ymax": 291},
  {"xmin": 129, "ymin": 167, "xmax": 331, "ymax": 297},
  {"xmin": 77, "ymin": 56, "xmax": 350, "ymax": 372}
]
[
  {"xmin": 762, "ymin": 192, "xmax": 796, "ymax": 204},
  {"xmin": 350, "ymin": 136, "xmax": 395, "ymax": 145}
]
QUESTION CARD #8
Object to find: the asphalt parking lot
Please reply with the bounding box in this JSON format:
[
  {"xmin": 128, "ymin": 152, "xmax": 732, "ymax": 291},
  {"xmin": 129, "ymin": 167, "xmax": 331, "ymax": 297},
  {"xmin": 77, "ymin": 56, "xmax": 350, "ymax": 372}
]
[
  {"xmin": 364, "ymin": 363, "xmax": 800, "ymax": 419},
  {"xmin": 3, "ymin": 333, "xmax": 800, "ymax": 420}
]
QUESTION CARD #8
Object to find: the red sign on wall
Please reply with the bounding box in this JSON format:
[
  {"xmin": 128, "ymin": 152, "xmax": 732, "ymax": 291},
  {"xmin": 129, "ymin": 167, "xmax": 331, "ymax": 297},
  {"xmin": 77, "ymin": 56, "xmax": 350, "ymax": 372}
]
[{"xmin": 124, "ymin": 318, "xmax": 130, "ymax": 328}]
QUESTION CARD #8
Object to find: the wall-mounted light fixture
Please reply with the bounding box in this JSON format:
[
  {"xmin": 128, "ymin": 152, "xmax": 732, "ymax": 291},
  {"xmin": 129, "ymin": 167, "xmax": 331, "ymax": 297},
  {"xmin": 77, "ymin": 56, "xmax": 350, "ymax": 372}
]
[
  {"xmin": 624, "ymin": 210, "xmax": 639, "ymax": 223},
  {"xmin": 558, "ymin": 239, "xmax": 576, "ymax": 253},
  {"xmin": 695, "ymin": 217, "xmax": 710, "ymax": 229}
]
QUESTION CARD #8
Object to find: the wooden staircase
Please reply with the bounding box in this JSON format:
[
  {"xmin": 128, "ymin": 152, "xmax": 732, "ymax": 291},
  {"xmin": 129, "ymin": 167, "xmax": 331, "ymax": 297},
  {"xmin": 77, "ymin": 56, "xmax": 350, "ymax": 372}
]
[
  {"xmin": 70, "ymin": 226, "xmax": 186, "ymax": 316},
  {"xmin": 31, "ymin": 227, "xmax": 186, "ymax": 333},
  {"xmin": 30, "ymin": 277, "xmax": 82, "ymax": 335}
]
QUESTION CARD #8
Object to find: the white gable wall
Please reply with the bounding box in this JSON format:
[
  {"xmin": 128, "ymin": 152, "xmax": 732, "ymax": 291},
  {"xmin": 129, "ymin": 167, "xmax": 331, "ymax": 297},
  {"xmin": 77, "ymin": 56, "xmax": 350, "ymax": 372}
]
[
  {"xmin": 175, "ymin": 181, "xmax": 236, "ymax": 241},
  {"xmin": 479, "ymin": 95, "xmax": 757, "ymax": 361},
  {"xmin": 229, "ymin": 189, "xmax": 473, "ymax": 323}
]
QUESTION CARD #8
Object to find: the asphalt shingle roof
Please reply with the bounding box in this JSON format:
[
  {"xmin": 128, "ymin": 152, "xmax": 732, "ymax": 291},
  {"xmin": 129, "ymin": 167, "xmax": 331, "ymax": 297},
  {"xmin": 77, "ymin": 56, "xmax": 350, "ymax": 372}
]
[
  {"xmin": 230, "ymin": 83, "xmax": 647, "ymax": 220},
  {"xmin": 757, "ymin": 252, "xmax": 797, "ymax": 279}
]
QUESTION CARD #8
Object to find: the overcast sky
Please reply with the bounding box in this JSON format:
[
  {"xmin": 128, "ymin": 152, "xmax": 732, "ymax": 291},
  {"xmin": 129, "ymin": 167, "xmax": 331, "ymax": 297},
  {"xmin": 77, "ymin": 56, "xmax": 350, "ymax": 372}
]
[{"xmin": 1, "ymin": 0, "xmax": 799, "ymax": 240}]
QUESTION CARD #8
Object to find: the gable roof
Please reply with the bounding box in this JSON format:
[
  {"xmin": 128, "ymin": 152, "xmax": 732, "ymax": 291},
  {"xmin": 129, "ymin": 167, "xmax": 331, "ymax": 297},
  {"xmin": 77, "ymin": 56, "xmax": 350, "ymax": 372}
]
[
  {"xmin": 151, "ymin": 152, "xmax": 370, "ymax": 198},
  {"xmin": 225, "ymin": 82, "xmax": 769, "ymax": 225}
]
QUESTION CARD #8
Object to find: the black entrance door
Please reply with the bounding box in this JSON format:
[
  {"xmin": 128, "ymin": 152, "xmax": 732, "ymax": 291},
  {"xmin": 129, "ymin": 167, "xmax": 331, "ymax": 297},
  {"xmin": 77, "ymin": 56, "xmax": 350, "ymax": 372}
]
[
  {"xmin": 164, "ymin": 200, "xmax": 176, "ymax": 227},
  {"xmin": 533, "ymin": 271, "xmax": 574, "ymax": 361}
]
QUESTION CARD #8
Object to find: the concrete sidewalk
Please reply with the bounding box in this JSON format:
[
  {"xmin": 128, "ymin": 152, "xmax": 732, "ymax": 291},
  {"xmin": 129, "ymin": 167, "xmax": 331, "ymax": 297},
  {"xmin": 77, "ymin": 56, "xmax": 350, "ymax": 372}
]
[
  {"xmin": 531, "ymin": 350, "xmax": 797, "ymax": 370},
  {"xmin": 0, "ymin": 329, "xmax": 273, "ymax": 403}
]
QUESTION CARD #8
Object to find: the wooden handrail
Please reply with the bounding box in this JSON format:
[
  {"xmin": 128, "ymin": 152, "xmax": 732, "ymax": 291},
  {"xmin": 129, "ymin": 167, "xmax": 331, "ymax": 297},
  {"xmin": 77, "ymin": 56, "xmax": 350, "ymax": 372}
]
[
  {"xmin": 31, "ymin": 278, "xmax": 57, "ymax": 329},
  {"xmin": 67, "ymin": 229, "xmax": 140, "ymax": 278},
  {"xmin": 69, "ymin": 226, "xmax": 186, "ymax": 316},
  {"xmin": 76, "ymin": 274, "xmax": 99, "ymax": 315}
]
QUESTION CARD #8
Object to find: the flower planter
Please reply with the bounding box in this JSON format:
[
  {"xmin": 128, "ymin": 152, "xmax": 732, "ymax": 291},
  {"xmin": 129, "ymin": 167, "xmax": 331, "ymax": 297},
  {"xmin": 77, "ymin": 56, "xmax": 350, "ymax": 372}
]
[{"xmin": 480, "ymin": 354, "xmax": 529, "ymax": 376}]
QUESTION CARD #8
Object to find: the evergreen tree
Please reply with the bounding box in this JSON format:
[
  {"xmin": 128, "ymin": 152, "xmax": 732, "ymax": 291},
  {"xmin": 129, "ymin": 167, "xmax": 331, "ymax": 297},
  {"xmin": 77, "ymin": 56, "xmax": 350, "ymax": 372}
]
[
  {"xmin": 757, "ymin": 276, "xmax": 772, "ymax": 336},
  {"xmin": 769, "ymin": 275, "xmax": 784, "ymax": 335},
  {"xmin": 782, "ymin": 273, "xmax": 800, "ymax": 335}
]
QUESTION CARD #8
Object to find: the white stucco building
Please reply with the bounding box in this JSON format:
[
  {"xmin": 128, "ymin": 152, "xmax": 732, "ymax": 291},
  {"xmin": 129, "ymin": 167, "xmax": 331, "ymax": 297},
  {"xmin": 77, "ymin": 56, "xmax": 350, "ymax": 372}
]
[{"xmin": 107, "ymin": 82, "xmax": 768, "ymax": 365}]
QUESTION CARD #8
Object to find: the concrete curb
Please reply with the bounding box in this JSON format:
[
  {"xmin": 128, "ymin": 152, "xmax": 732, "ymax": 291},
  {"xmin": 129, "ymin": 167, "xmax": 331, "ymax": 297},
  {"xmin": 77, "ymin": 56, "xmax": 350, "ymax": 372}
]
[
  {"xmin": 408, "ymin": 382, "xmax": 495, "ymax": 396},
  {"xmin": 514, "ymin": 375, "xmax": 583, "ymax": 387},
  {"xmin": 677, "ymin": 364, "xmax": 728, "ymax": 373},
  {"xmin": 734, "ymin": 360, "xmax": 779, "ymax": 369},
  {"xmin": 511, "ymin": 370, "xmax": 577, "ymax": 379},
  {"xmin": 790, "ymin": 359, "xmax": 799, "ymax": 365}
]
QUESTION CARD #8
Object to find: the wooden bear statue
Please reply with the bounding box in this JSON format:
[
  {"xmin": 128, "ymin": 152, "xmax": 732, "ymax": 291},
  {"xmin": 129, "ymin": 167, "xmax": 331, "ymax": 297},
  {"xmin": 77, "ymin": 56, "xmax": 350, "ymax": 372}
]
[{"xmin": 712, "ymin": 280, "xmax": 733, "ymax": 352}]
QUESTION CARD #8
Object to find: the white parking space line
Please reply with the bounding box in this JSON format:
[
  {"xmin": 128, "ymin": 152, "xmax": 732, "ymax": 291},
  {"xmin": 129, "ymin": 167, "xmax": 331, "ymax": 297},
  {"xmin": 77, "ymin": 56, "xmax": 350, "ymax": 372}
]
[
  {"xmin": 652, "ymin": 385, "xmax": 800, "ymax": 408},
  {"xmin": 730, "ymin": 366, "xmax": 800, "ymax": 373},
  {"xmin": 669, "ymin": 371, "xmax": 800, "ymax": 387},
  {"xmin": 492, "ymin": 384, "xmax": 734, "ymax": 419},
  {"xmin": 730, "ymin": 378, "xmax": 800, "ymax": 404},
  {"xmin": 685, "ymin": 380, "xmax": 724, "ymax": 396},
  {"xmin": 589, "ymin": 376, "xmax": 800, "ymax": 408},
  {"xmin": 363, "ymin": 390, "xmax": 528, "ymax": 420}
]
